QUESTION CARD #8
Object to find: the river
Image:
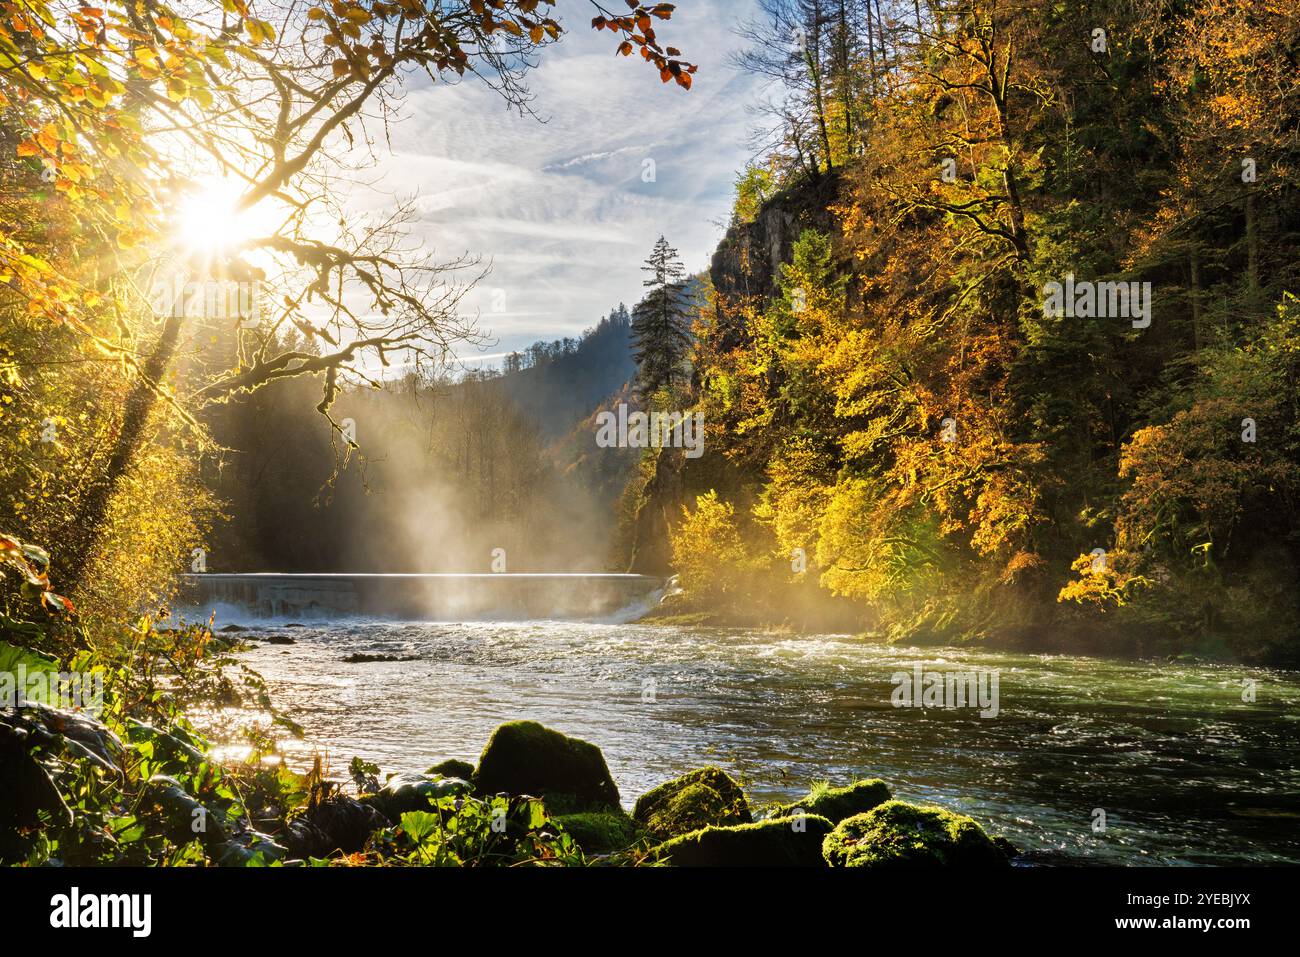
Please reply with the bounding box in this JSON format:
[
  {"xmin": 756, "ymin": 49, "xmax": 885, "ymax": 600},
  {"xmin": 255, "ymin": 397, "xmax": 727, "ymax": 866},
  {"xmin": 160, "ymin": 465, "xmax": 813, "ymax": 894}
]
[{"xmin": 203, "ymin": 614, "xmax": 1300, "ymax": 866}]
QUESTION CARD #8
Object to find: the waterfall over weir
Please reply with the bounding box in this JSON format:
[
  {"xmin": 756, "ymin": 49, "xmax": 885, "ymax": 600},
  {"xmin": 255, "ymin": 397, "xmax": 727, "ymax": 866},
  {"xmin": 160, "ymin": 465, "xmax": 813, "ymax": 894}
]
[{"xmin": 179, "ymin": 573, "xmax": 666, "ymax": 623}]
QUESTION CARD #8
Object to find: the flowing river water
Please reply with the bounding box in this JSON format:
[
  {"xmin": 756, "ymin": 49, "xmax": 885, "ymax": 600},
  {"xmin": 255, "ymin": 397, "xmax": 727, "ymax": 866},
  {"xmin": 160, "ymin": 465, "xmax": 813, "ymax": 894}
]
[{"xmin": 205, "ymin": 613, "xmax": 1300, "ymax": 866}]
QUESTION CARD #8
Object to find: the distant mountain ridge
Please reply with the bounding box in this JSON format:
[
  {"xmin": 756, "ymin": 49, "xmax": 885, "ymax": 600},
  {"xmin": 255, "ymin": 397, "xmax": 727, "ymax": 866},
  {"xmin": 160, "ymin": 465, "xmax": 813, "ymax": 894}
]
[{"xmin": 495, "ymin": 304, "xmax": 637, "ymax": 441}]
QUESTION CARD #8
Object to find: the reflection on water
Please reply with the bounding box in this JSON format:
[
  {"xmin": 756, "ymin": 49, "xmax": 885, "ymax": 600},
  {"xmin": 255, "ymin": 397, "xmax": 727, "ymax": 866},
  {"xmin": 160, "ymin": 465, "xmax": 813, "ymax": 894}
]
[{"xmin": 220, "ymin": 618, "xmax": 1300, "ymax": 865}]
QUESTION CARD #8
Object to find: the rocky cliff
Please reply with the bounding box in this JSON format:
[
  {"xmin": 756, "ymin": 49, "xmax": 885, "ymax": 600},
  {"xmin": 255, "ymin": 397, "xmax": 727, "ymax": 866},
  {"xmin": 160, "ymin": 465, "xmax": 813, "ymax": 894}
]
[{"xmin": 625, "ymin": 173, "xmax": 842, "ymax": 575}]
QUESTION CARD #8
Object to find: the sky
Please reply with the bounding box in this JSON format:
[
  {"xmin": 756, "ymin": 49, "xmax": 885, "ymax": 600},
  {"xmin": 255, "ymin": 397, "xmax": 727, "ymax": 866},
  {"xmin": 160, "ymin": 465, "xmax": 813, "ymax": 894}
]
[{"xmin": 351, "ymin": 0, "xmax": 765, "ymax": 370}]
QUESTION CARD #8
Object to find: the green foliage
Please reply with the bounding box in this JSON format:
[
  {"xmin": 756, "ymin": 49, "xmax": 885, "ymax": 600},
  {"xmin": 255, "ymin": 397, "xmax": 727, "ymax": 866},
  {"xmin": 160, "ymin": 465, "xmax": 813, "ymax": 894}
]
[
  {"xmin": 0, "ymin": 613, "xmax": 309, "ymax": 866},
  {"xmin": 630, "ymin": 236, "xmax": 695, "ymax": 400},
  {"xmin": 731, "ymin": 163, "xmax": 776, "ymax": 226},
  {"xmin": 390, "ymin": 795, "xmax": 582, "ymax": 867}
]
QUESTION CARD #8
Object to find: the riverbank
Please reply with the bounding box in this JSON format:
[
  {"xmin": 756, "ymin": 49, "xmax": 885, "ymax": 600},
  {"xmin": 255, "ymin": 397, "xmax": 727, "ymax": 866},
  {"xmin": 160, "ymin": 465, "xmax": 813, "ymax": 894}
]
[{"xmin": 636, "ymin": 594, "xmax": 1283, "ymax": 667}]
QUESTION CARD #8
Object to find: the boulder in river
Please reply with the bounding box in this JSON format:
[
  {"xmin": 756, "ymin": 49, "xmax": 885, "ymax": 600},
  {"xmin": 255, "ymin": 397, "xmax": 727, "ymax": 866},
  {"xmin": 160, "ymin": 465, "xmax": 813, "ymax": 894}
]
[
  {"xmin": 300, "ymin": 794, "xmax": 390, "ymax": 854},
  {"xmin": 281, "ymin": 817, "xmax": 333, "ymax": 859},
  {"xmin": 365, "ymin": 773, "xmax": 471, "ymax": 823},
  {"xmin": 632, "ymin": 766, "xmax": 751, "ymax": 840},
  {"xmin": 653, "ymin": 813, "xmax": 833, "ymax": 866},
  {"xmin": 772, "ymin": 778, "xmax": 891, "ymax": 824},
  {"xmin": 473, "ymin": 721, "xmax": 620, "ymax": 811},
  {"xmin": 427, "ymin": 758, "xmax": 475, "ymax": 780},
  {"xmin": 822, "ymin": 800, "xmax": 1009, "ymax": 867},
  {"xmin": 553, "ymin": 809, "xmax": 638, "ymax": 854}
]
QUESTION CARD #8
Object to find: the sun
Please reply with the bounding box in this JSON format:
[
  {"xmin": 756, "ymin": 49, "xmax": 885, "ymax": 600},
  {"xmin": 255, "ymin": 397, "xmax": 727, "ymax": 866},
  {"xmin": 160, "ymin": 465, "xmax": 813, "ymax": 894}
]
[{"xmin": 173, "ymin": 177, "xmax": 267, "ymax": 257}]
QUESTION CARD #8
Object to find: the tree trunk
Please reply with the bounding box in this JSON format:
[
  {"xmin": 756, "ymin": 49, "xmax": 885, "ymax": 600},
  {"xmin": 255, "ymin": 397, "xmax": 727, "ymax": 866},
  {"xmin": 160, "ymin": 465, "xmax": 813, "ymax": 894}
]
[
  {"xmin": 864, "ymin": 0, "xmax": 880, "ymax": 97},
  {"xmin": 988, "ymin": 52, "xmax": 1029, "ymax": 258},
  {"xmin": 1246, "ymin": 188, "xmax": 1259, "ymax": 299},
  {"xmin": 64, "ymin": 316, "xmax": 185, "ymax": 595},
  {"xmin": 873, "ymin": 0, "xmax": 891, "ymax": 90},
  {"xmin": 804, "ymin": 11, "xmax": 835, "ymax": 173},
  {"xmin": 837, "ymin": 0, "xmax": 854, "ymax": 155},
  {"xmin": 1190, "ymin": 244, "xmax": 1203, "ymax": 351}
]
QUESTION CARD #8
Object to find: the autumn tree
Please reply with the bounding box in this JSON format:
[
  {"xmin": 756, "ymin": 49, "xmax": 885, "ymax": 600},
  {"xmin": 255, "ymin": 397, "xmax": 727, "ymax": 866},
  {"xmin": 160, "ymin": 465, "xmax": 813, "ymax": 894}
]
[
  {"xmin": 1, "ymin": 0, "xmax": 697, "ymax": 598},
  {"xmin": 669, "ymin": 0, "xmax": 1300, "ymax": 660}
]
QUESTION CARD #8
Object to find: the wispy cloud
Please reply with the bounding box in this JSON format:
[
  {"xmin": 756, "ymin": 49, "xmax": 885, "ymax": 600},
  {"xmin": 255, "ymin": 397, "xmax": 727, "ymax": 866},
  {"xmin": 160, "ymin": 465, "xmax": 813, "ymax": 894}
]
[
  {"xmin": 542, "ymin": 144, "xmax": 659, "ymax": 172},
  {"xmin": 352, "ymin": 0, "xmax": 761, "ymax": 365}
]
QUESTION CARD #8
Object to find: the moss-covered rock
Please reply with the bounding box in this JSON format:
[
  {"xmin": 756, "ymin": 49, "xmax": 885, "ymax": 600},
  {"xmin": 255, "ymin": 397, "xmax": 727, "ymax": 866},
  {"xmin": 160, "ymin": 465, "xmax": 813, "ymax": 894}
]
[
  {"xmin": 304, "ymin": 793, "xmax": 391, "ymax": 852},
  {"xmin": 653, "ymin": 814, "xmax": 833, "ymax": 867},
  {"xmin": 633, "ymin": 766, "xmax": 752, "ymax": 840},
  {"xmin": 773, "ymin": 778, "xmax": 891, "ymax": 824},
  {"xmin": 365, "ymin": 773, "xmax": 471, "ymax": 823},
  {"xmin": 427, "ymin": 758, "xmax": 475, "ymax": 780},
  {"xmin": 992, "ymin": 835, "xmax": 1019, "ymax": 860},
  {"xmin": 554, "ymin": 809, "xmax": 638, "ymax": 855},
  {"xmin": 822, "ymin": 800, "xmax": 1010, "ymax": 867},
  {"xmin": 473, "ymin": 721, "xmax": 619, "ymax": 810}
]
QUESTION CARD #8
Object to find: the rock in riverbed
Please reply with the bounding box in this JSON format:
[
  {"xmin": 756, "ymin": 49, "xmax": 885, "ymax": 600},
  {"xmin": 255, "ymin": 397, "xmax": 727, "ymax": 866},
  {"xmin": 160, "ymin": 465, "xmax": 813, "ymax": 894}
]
[
  {"xmin": 822, "ymin": 800, "xmax": 1010, "ymax": 867},
  {"xmin": 771, "ymin": 778, "xmax": 891, "ymax": 824},
  {"xmin": 297, "ymin": 794, "xmax": 390, "ymax": 854},
  {"xmin": 365, "ymin": 773, "xmax": 471, "ymax": 823},
  {"xmin": 632, "ymin": 766, "xmax": 752, "ymax": 840},
  {"xmin": 554, "ymin": 809, "xmax": 638, "ymax": 854},
  {"xmin": 473, "ymin": 721, "xmax": 619, "ymax": 811},
  {"xmin": 653, "ymin": 814, "xmax": 833, "ymax": 866},
  {"xmin": 427, "ymin": 758, "xmax": 475, "ymax": 780}
]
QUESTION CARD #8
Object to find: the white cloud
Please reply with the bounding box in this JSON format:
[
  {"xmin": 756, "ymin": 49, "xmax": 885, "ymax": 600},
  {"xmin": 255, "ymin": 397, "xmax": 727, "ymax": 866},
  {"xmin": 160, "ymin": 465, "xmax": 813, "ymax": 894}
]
[{"xmin": 348, "ymin": 0, "xmax": 762, "ymax": 359}]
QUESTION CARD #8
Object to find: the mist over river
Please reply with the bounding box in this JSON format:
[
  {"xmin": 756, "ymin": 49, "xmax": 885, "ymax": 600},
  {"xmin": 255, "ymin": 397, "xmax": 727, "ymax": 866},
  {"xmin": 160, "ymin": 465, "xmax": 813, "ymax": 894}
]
[{"xmin": 213, "ymin": 615, "xmax": 1300, "ymax": 865}]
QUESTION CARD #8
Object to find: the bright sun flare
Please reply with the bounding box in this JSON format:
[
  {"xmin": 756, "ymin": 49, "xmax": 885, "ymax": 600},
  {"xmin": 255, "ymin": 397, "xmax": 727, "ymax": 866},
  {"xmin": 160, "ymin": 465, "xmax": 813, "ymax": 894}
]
[{"xmin": 174, "ymin": 178, "xmax": 265, "ymax": 256}]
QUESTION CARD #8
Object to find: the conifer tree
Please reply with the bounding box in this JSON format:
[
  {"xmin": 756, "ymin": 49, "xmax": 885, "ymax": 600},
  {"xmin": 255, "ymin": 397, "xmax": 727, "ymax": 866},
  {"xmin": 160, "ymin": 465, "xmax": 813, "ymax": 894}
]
[{"xmin": 630, "ymin": 236, "xmax": 693, "ymax": 400}]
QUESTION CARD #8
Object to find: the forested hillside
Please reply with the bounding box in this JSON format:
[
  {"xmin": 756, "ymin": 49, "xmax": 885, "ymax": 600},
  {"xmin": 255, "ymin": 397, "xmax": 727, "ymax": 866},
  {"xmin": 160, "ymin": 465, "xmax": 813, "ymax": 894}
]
[
  {"xmin": 498, "ymin": 305, "xmax": 638, "ymax": 441},
  {"xmin": 634, "ymin": 0, "xmax": 1300, "ymax": 664},
  {"xmin": 203, "ymin": 306, "xmax": 640, "ymax": 572}
]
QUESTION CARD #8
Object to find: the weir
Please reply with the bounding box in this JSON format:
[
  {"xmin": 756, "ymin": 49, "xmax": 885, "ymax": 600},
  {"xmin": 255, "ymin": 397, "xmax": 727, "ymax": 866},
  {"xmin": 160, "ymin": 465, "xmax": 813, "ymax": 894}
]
[{"xmin": 178, "ymin": 573, "xmax": 666, "ymax": 622}]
